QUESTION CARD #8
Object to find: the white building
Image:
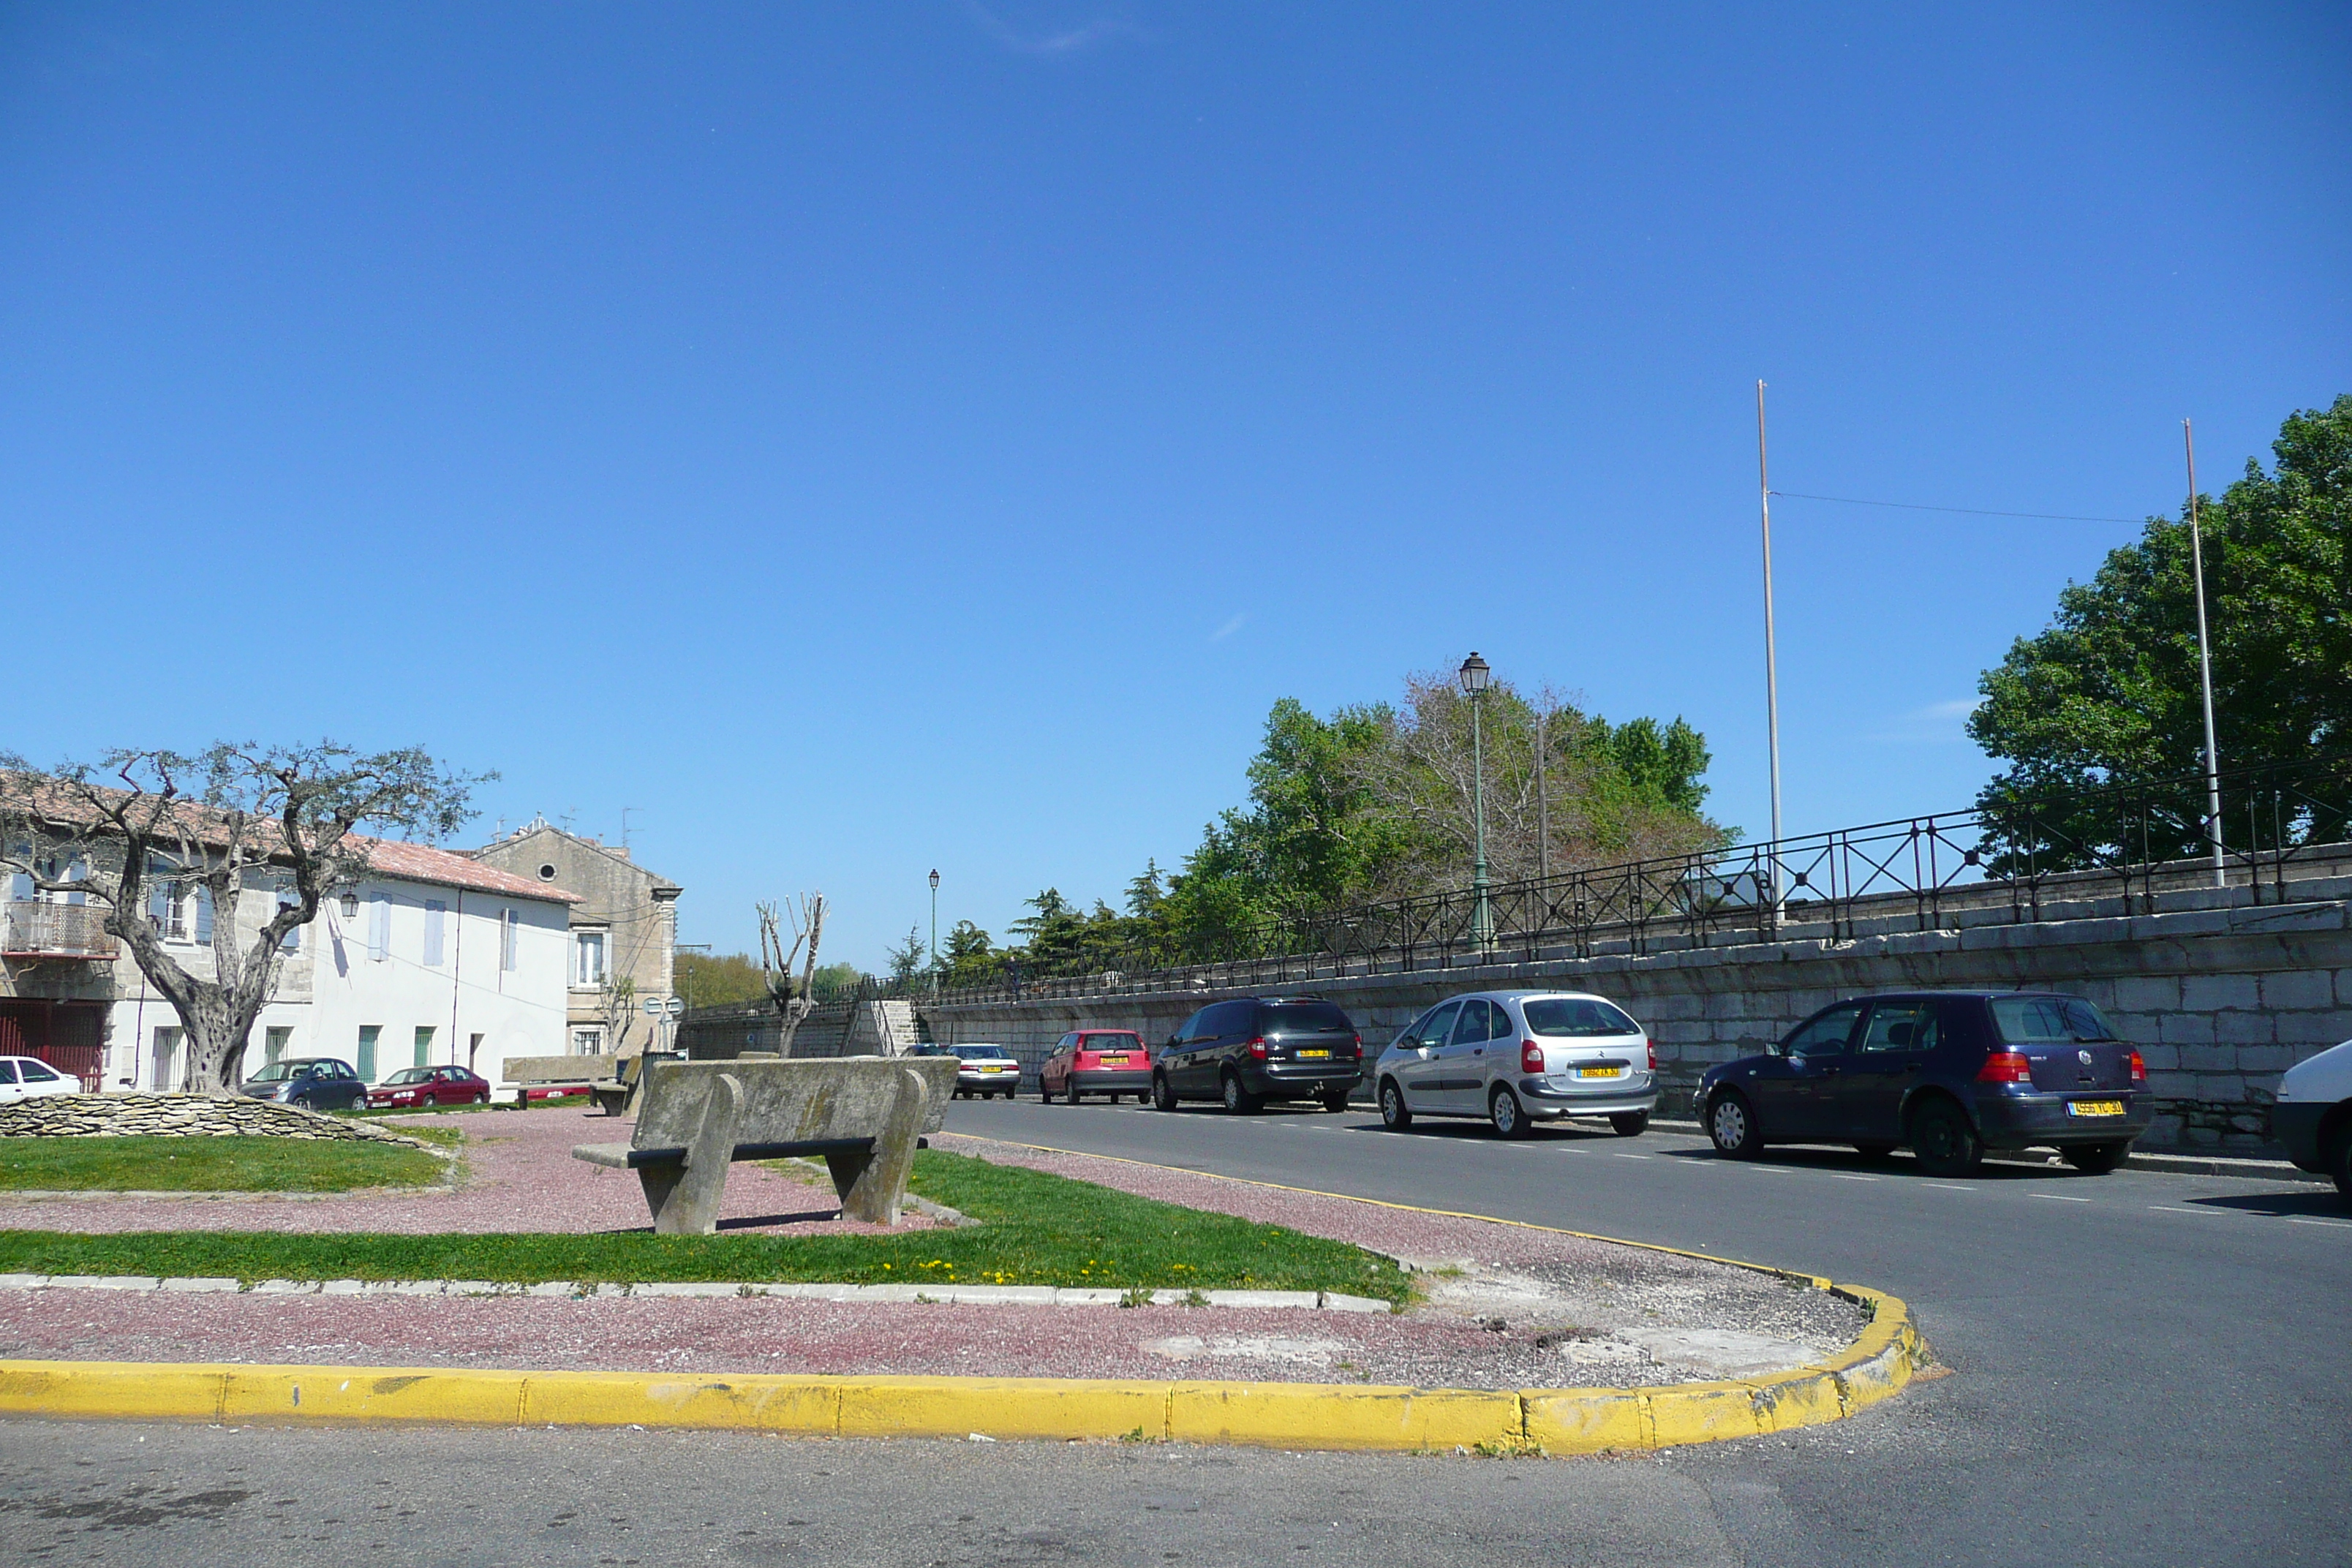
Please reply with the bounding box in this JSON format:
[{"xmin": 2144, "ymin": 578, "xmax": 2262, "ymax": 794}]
[{"xmin": 105, "ymin": 840, "xmax": 577, "ymax": 1090}]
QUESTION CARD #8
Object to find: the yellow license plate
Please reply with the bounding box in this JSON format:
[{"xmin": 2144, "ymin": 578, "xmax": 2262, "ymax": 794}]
[
  {"xmin": 1578, "ymin": 1066, "xmax": 1623, "ymax": 1079},
  {"xmin": 2068, "ymin": 1099, "xmax": 2125, "ymax": 1117},
  {"xmin": 1098, "ymin": 1055, "xmax": 1127, "ymax": 1064},
  {"xmin": 1297, "ymin": 1049, "xmax": 1330, "ymax": 1059}
]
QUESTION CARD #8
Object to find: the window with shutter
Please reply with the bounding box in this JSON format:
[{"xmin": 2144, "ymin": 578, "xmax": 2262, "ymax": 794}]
[
  {"xmin": 501, "ymin": 908, "xmax": 519, "ymax": 971},
  {"xmin": 193, "ymin": 885, "xmax": 214, "ymax": 944},
  {"xmin": 366, "ymin": 892, "xmax": 391, "ymax": 962},
  {"xmin": 423, "ymin": 900, "xmax": 445, "ymax": 966}
]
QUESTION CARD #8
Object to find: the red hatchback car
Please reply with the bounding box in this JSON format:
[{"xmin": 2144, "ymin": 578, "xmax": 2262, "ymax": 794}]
[
  {"xmin": 1039, "ymin": 1031, "xmax": 1153, "ymax": 1104},
  {"xmin": 366, "ymin": 1064, "xmax": 492, "ymax": 1109}
]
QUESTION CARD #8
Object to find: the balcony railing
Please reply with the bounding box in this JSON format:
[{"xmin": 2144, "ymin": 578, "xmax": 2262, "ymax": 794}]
[{"xmin": 1, "ymin": 901, "xmax": 119, "ymax": 960}]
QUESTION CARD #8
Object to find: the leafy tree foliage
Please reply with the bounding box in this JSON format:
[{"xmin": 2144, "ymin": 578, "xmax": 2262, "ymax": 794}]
[{"xmin": 1970, "ymin": 394, "xmax": 2351, "ymax": 858}]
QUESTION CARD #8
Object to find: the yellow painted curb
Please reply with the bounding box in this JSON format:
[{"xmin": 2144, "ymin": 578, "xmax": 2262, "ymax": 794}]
[{"xmin": 0, "ymin": 1284, "xmax": 1920, "ymax": 1454}]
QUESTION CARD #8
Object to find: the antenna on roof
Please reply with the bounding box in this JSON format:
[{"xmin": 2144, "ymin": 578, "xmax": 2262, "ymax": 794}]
[{"xmin": 621, "ymin": 806, "xmax": 638, "ymax": 851}]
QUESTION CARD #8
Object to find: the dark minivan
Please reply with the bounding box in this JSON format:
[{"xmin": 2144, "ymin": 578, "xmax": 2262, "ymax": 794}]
[
  {"xmin": 1153, "ymin": 996, "xmax": 1362, "ymax": 1114},
  {"xmin": 1696, "ymin": 992, "xmax": 2151, "ymax": 1176}
]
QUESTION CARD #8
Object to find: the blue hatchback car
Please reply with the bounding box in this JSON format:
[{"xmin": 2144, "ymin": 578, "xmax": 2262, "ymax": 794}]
[{"xmin": 1695, "ymin": 991, "xmax": 2151, "ymax": 1177}]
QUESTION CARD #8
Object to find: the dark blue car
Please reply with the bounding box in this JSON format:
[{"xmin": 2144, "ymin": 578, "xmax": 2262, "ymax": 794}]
[
  {"xmin": 236, "ymin": 1056, "xmax": 369, "ymax": 1112},
  {"xmin": 1695, "ymin": 992, "xmax": 2151, "ymax": 1177}
]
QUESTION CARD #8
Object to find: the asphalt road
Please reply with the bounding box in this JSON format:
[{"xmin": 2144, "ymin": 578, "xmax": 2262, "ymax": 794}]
[{"xmin": 2, "ymin": 1098, "xmax": 2344, "ymax": 1567}]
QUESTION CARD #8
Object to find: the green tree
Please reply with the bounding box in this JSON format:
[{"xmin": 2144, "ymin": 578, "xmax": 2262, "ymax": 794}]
[
  {"xmin": 673, "ymin": 951, "xmax": 771, "ymax": 1009},
  {"xmin": 1970, "ymin": 394, "xmax": 2351, "ymax": 857}
]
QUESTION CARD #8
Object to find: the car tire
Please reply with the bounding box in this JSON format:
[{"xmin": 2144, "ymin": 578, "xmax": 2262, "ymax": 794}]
[
  {"xmin": 1379, "ymin": 1079, "xmax": 1413, "ymax": 1131},
  {"xmin": 1221, "ymin": 1071, "xmax": 1259, "ymax": 1115},
  {"xmin": 1909, "ymin": 1098, "xmax": 1983, "ymax": 1177},
  {"xmin": 1852, "ymin": 1141, "xmax": 1896, "ymax": 1160},
  {"xmin": 1068, "ymin": 1088, "xmax": 1083, "ymax": 1106},
  {"xmin": 1153, "ymin": 1074, "xmax": 1177, "ymax": 1112},
  {"xmin": 1040, "ymin": 1083, "xmax": 1055, "ymax": 1105},
  {"xmin": 291, "ymin": 1095, "xmax": 316, "ymax": 1112},
  {"xmin": 1321, "ymin": 1090, "xmax": 1350, "ymax": 1114},
  {"xmin": 1489, "ymin": 1085, "xmax": 1531, "ymax": 1139},
  {"xmin": 2062, "ymin": 1140, "xmax": 2132, "ymax": 1175},
  {"xmin": 473, "ymin": 1092, "xmax": 489, "ymax": 1105},
  {"xmin": 1705, "ymin": 1090, "xmax": 1763, "ymax": 1159},
  {"xmin": 1610, "ymin": 1111, "xmax": 1650, "ymax": 1137},
  {"xmin": 2332, "ymin": 1127, "xmax": 2352, "ymax": 1200}
]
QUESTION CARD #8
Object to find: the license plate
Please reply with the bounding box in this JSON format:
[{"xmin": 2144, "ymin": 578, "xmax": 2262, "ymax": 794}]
[
  {"xmin": 1578, "ymin": 1066, "xmax": 1622, "ymax": 1079},
  {"xmin": 1098, "ymin": 1055, "xmax": 1128, "ymax": 1064},
  {"xmin": 2068, "ymin": 1099, "xmax": 2125, "ymax": 1117},
  {"xmin": 1297, "ymin": 1049, "xmax": 1330, "ymax": 1059}
]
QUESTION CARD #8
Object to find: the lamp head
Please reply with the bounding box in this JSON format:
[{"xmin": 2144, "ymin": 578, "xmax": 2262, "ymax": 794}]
[{"xmin": 1458, "ymin": 652, "xmax": 1492, "ymax": 696}]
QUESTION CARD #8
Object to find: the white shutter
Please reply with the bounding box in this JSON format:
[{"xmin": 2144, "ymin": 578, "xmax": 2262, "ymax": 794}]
[
  {"xmin": 193, "ymin": 886, "xmax": 214, "ymax": 943},
  {"xmin": 423, "ymin": 900, "xmax": 445, "ymax": 967},
  {"xmin": 367, "ymin": 893, "xmax": 391, "ymax": 962}
]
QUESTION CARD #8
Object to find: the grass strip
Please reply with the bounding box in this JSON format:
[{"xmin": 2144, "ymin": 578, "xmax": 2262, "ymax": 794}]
[
  {"xmin": 0, "ymin": 1136, "xmax": 446, "ymax": 1194},
  {"xmin": 0, "ymin": 1150, "xmax": 1407, "ymax": 1301}
]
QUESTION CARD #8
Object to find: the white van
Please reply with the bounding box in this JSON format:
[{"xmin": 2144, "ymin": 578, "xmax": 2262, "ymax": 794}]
[{"xmin": 2275, "ymin": 1038, "xmax": 2352, "ymax": 1199}]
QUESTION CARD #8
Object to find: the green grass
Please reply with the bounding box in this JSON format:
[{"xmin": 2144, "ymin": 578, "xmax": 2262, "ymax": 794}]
[
  {"xmin": 0, "ymin": 1135, "xmax": 448, "ymax": 1194},
  {"xmin": 0, "ymin": 1150, "xmax": 1409, "ymax": 1302}
]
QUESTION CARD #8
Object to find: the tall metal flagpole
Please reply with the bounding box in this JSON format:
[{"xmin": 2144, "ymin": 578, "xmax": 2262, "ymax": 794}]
[
  {"xmin": 1757, "ymin": 382, "xmax": 1785, "ymax": 922},
  {"xmin": 2184, "ymin": 421, "xmax": 2225, "ymax": 887}
]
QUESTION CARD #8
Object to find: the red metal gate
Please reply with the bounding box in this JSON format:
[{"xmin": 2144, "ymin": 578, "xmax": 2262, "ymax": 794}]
[{"xmin": 0, "ymin": 1000, "xmax": 106, "ymax": 1090}]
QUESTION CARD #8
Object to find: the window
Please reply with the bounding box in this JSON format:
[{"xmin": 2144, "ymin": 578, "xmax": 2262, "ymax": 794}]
[
  {"xmin": 356, "ymin": 1025, "xmax": 380, "ymax": 1081},
  {"xmin": 1993, "ymin": 997, "xmax": 2119, "ymax": 1044},
  {"xmin": 7, "ymin": 843, "xmax": 29, "ymax": 902},
  {"xmin": 1405, "ymin": 1002, "xmax": 1461, "ymax": 1048},
  {"xmin": 151, "ymin": 1027, "xmax": 184, "ymax": 1090},
  {"xmin": 264, "ymin": 1026, "xmax": 293, "ymax": 1066},
  {"xmin": 573, "ymin": 1028, "xmax": 605, "ymax": 1056},
  {"xmin": 1860, "ymin": 1003, "xmax": 1940, "ymax": 1054},
  {"xmin": 193, "ymin": 885, "xmax": 213, "ymax": 944},
  {"xmin": 1783, "ymin": 1004, "xmax": 1863, "ymax": 1058},
  {"xmin": 1260, "ymin": 1001, "xmax": 1352, "ymax": 1034},
  {"xmin": 1450, "ymin": 1000, "xmax": 1503, "ymax": 1046},
  {"xmin": 501, "ymin": 908, "xmax": 519, "ymax": 971},
  {"xmin": 20, "ymin": 1060, "xmax": 60, "ymax": 1082},
  {"xmin": 538, "ymin": 863, "xmax": 558, "ymax": 881},
  {"xmin": 0, "ymin": 1062, "xmax": 15, "ymax": 1085},
  {"xmin": 574, "ymin": 930, "xmax": 607, "ymax": 987},
  {"xmin": 363, "ymin": 892, "xmax": 390, "ymax": 962},
  {"xmin": 413, "ymin": 1025, "xmax": 435, "ymax": 1068},
  {"xmin": 1522, "ymin": 998, "xmax": 1641, "ymax": 1038},
  {"xmin": 423, "ymin": 900, "xmax": 445, "ymax": 967},
  {"xmin": 277, "ymin": 889, "xmax": 302, "ymax": 953}
]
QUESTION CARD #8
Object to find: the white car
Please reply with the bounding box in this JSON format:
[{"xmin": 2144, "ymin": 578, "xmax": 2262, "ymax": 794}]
[
  {"xmin": 0, "ymin": 1055, "xmax": 80, "ymax": 1103},
  {"xmin": 1374, "ymin": 990, "xmax": 1658, "ymax": 1139},
  {"xmin": 2274, "ymin": 1037, "xmax": 2352, "ymax": 1199}
]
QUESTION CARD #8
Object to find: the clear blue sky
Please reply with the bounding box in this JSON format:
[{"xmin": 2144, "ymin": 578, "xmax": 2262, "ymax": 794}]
[{"xmin": 4, "ymin": 3, "xmax": 2346, "ymax": 968}]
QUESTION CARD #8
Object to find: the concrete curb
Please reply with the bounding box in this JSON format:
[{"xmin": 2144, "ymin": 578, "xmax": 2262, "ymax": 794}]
[
  {"xmin": 0, "ymin": 1275, "xmax": 1391, "ymax": 1312},
  {"xmin": 0, "ymin": 1283, "xmax": 1918, "ymax": 1454},
  {"xmin": 1642, "ymin": 1117, "xmax": 2331, "ymax": 1184}
]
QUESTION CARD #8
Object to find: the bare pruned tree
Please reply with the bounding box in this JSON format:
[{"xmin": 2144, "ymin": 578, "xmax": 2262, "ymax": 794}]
[
  {"xmin": 756, "ymin": 892, "xmax": 826, "ymax": 1058},
  {"xmin": 595, "ymin": 974, "xmax": 638, "ymax": 1057},
  {"xmin": 0, "ymin": 742, "xmax": 488, "ymax": 1093}
]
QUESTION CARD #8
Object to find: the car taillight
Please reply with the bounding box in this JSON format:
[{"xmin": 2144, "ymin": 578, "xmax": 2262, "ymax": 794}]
[
  {"xmin": 2127, "ymin": 1049, "xmax": 2146, "ymax": 1083},
  {"xmin": 1978, "ymin": 1050, "xmax": 2035, "ymax": 1085},
  {"xmin": 1520, "ymin": 1041, "xmax": 1545, "ymax": 1074},
  {"xmin": 1351, "ymin": 1033, "xmax": 1363, "ymax": 1056},
  {"xmin": 1645, "ymin": 1038, "xmax": 1657, "ymax": 1071},
  {"xmin": 1247, "ymin": 1038, "xmax": 1267, "ymax": 1060}
]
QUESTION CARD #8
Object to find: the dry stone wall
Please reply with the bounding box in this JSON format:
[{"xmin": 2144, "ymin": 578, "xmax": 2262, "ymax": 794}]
[
  {"xmin": 0, "ymin": 1093, "xmax": 426, "ymax": 1145},
  {"xmin": 921, "ymin": 881, "xmax": 2352, "ymax": 1155}
]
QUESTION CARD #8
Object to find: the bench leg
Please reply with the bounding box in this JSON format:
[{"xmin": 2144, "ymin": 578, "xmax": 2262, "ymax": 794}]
[
  {"xmin": 641, "ymin": 1071, "xmax": 744, "ymax": 1236},
  {"xmin": 831, "ymin": 1066, "xmax": 929, "ymax": 1226}
]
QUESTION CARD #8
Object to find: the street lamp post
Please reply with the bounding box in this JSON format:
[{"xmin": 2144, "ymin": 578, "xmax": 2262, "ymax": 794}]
[
  {"xmin": 927, "ymin": 869, "xmax": 941, "ymax": 995},
  {"xmin": 1459, "ymin": 652, "xmax": 1493, "ymax": 953}
]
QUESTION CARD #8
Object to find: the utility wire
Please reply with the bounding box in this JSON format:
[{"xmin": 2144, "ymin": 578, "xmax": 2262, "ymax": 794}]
[{"xmin": 1768, "ymin": 489, "xmax": 2146, "ymax": 525}]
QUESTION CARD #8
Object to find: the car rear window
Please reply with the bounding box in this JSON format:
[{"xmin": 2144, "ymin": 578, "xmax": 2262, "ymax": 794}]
[
  {"xmin": 952, "ymin": 1045, "xmax": 1011, "ymax": 1060},
  {"xmin": 1992, "ymin": 997, "xmax": 2119, "ymax": 1044},
  {"xmin": 1261, "ymin": 1002, "xmax": 1352, "ymax": 1034},
  {"xmin": 1081, "ymin": 1033, "xmax": 1140, "ymax": 1047},
  {"xmin": 1522, "ymin": 998, "xmax": 1641, "ymax": 1037}
]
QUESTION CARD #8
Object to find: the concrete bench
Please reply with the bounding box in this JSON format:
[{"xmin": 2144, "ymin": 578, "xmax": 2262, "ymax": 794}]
[
  {"xmin": 587, "ymin": 1050, "xmax": 685, "ymax": 1118},
  {"xmin": 570, "ymin": 1055, "xmax": 958, "ymax": 1235},
  {"xmin": 499, "ymin": 1055, "xmax": 606, "ymax": 1109}
]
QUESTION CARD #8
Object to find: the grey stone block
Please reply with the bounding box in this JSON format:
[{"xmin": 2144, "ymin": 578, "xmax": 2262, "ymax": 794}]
[
  {"xmin": 1052, "ymin": 1289, "xmax": 1129, "ymax": 1306},
  {"xmin": 0, "ymin": 1274, "xmax": 48, "ymax": 1290},
  {"xmin": 317, "ymin": 1279, "xmax": 367, "ymax": 1296},
  {"xmin": 2234, "ymin": 1045, "xmax": 2299, "ymax": 1073},
  {"xmin": 1318, "ymin": 1292, "xmax": 1392, "ymax": 1313},
  {"xmin": 2261, "ymin": 970, "xmax": 2336, "ymax": 1010},
  {"xmin": 249, "ymin": 1279, "xmax": 318, "ymax": 1295},
  {"xmin": 2215, "ymin": 1012, "xmax": 2276, "ymax": 1045},
  {"xmin": 2110, "ymin": 976, "xmax": 2181, "ymax": 1011},
  {"xmin": 2181, "ymin": 974, "xmax": 2261, "ymax": 1011},
  {"xmin": 158, "ymin": 1277, "xmax": 244, "ymax": 1294},
  {"xmin": 1202, "ymin": 1289, "xmax": 1322, "ymax": 1309},
  {"xmin": 948, "ymin": 1285, "xmax": 1058, "ymax": 1305},
  {"xmin": 2157, "ymin": 1013, "xmax": 2217, "ymax": 1044}
]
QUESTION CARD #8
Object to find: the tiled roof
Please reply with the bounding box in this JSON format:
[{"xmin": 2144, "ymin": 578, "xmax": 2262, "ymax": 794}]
[{"xmin": 362, "ymin": 838, "xmax": 580, "ymax": 903}]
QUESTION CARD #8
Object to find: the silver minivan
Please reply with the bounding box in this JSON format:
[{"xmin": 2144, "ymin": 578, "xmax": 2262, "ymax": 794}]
[{"xmin": 1373, "ymin": 990, "xmax": 1657, "ymax": 1138}]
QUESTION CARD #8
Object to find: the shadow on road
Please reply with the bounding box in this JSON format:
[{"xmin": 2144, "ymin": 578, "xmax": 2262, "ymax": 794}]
[{"xmin": 2187, "ymin": 1189, "xmax": 2351, "ymax": 1218}]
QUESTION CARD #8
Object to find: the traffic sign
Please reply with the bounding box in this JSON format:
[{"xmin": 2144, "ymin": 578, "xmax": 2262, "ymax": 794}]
[
  {"xmin": 663, "ymin": 997, "xmax": 685, "ymax": 1020},
  {"xmin": 641, "ymin": 995, "xmax": 663, "ymax": 1017}
]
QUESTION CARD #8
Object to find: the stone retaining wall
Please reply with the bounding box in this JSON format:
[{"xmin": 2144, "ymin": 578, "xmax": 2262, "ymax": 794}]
[
  {"xmin": 921, "ymin": 883, "xmax": 2352, "ymax": 1155},
  {"xmin": 0, "ymin": 1093, "xmax": 426, "ymax": 1146}
]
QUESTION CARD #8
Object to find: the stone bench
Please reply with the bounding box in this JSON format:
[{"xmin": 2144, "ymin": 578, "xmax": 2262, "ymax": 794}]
[
  {"xmin": 587, "ymin": 1049, "xmax": 685, "ymax": 1118},
  {"xmin": 499, "ymin": 1055, "xmax": 607, "ymax": 1108},
  {"xmin": 571, "ymin": 1055, "xmax": 958, "ymax": 1235}
]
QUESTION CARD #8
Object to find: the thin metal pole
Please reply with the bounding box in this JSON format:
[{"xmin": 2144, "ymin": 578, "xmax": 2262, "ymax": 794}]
[
  {"xmin": 2184, "ymin": 421, "xmax": 2225, "ymax": 887},
  {"xmin": 1757, "ymin": 381, "xmax": 1786, "ymax": 921},
  {"xmin": 1471, "ymin": 692, "xmax": 1490, "ymax": 951},
  {"xmin": 1535, "ymin": 708, "xmax": 1550, "ymax": 882}
]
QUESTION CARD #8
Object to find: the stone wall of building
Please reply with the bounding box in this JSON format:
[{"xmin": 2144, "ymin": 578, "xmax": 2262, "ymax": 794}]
[{"xmin": 919, "ymin": 879, "xmax": 2352, "ymax": 1154}]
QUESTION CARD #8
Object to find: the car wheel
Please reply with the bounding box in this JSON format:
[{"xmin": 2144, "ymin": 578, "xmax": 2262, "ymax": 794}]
[
  {"xmin": 1610, "ymin": 1111, "xmax": 1650, "ymax": 1137},
  {"xmin": 1152, "ymin": 1074, "xmax": 1177, "ymax": 1112},
  {"xmin": 1379, "ymin": 1079, "xmax": 1414, "ymax": 1131},
  {"xmin": 291, "ymin": 1095, "xmax": 317, "ymax": 1112},
  {"xmin": 2062, "ymin": 1140, "xmax": 2132, "ymax": 1175},
  {"xmin": 1852, "ymin": 1141, "xmax": 1896, "ymax": 1160},
  {"xmin": 1221, "ymin": 1071, "xmax": 1259, "ymax": 1115},
  {"xmin": 1321, "ymin": 1090, "xmax": 1350, "ymax": 1114},
  {"xmin": 1067, "ymin": 1088, "xmax": 1082, "ymax": 1106},
  {"xmin": 1040, "ymin": 1082, "xmax": 1055, "ymax": 1104},
  {"xmin": 2332, "ymin": 1127, "xmax": 2352, "ymax": 1200},
  {"xmin": 1909, "ymin": 1098, "xmax": 1983, "ymax": 1177},
  {"xmin": 1488, "ymin": 1085, "xmax": 1531, "ymax": 1139},
  {"xmin": 1706, "ymin": 1090, "xmax": 1763, "ymax": 1159}
]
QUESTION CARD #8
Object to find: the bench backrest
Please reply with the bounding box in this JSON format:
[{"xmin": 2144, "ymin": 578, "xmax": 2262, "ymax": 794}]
[
  {"xmin": 631, "ymin": 1056, "xmax": 959, "ymax": 1150},
  {"xmin": 501, "ymin": 1055, "xmax": 607, "ymax": 1086}
]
